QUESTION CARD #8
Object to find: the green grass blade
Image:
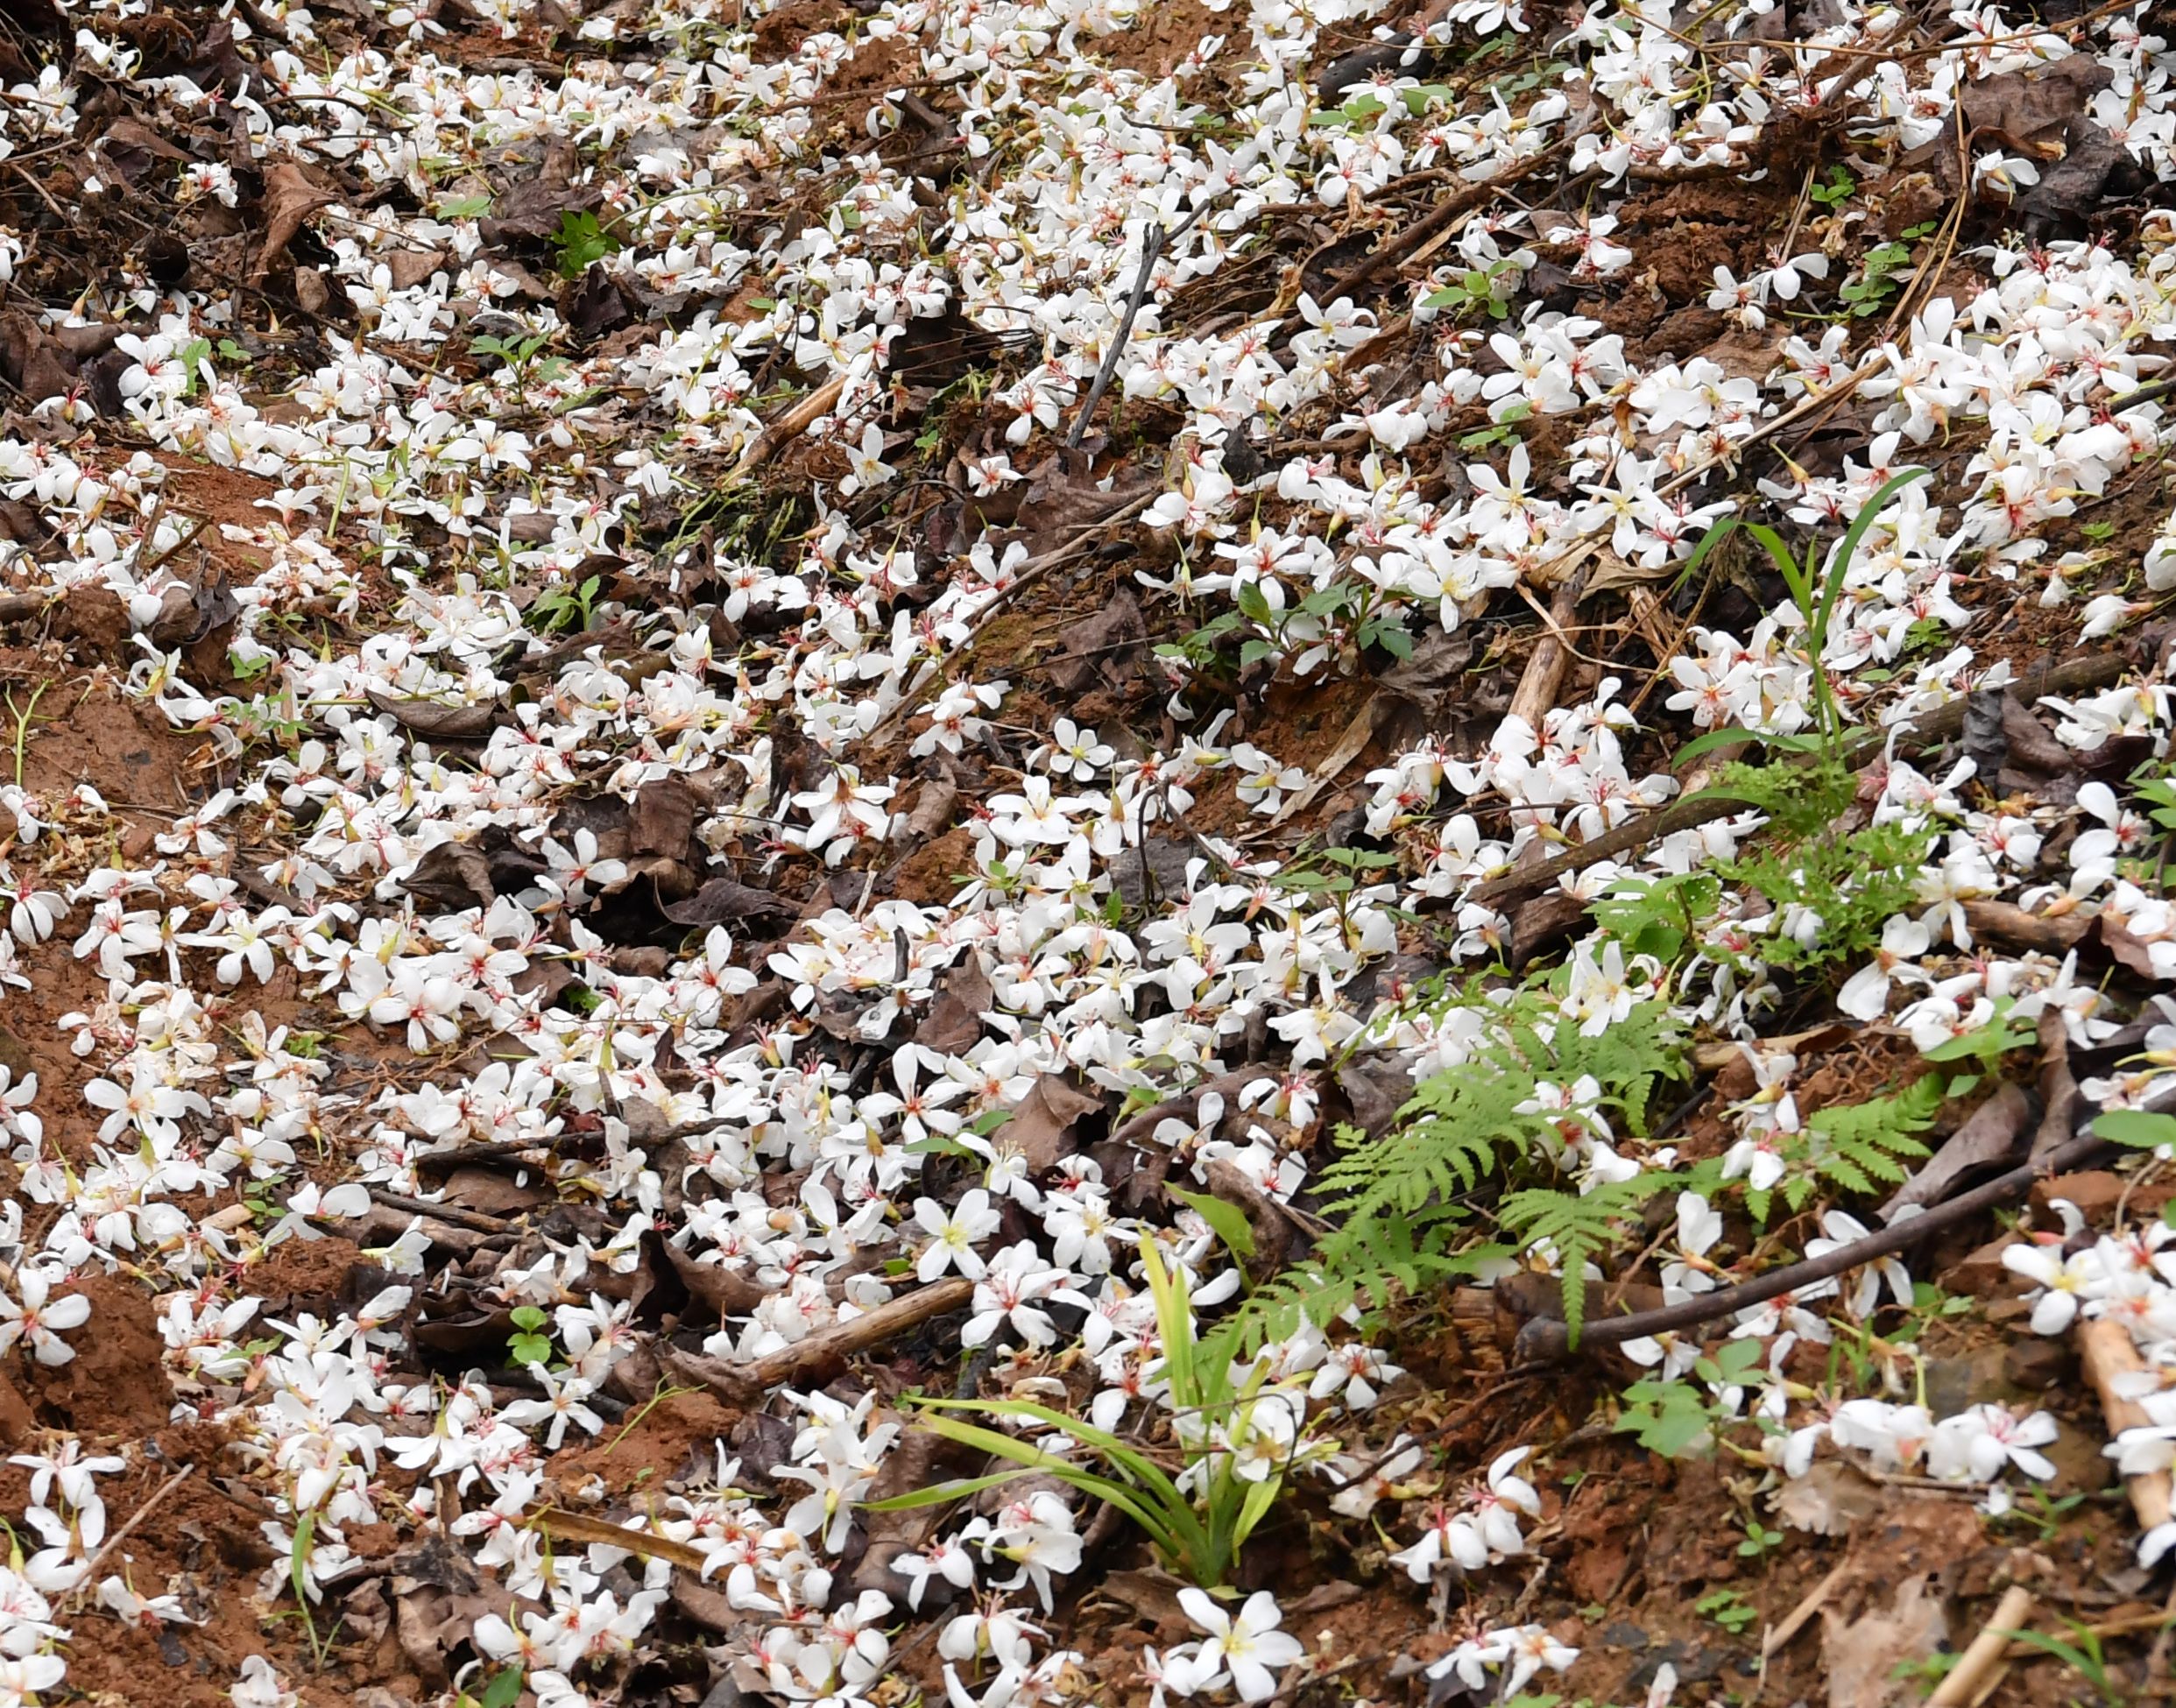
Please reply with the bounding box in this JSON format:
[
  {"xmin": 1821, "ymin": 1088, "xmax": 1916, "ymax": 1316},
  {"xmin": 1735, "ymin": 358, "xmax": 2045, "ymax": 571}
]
[{"xmin": 1816, "ymin": 467, "xmax": 1929, "ymax": 653}]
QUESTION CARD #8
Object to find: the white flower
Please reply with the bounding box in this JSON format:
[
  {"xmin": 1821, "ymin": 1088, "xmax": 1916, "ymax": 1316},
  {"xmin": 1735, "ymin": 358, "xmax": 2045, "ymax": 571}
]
[
  {"xmin": 1835, "ymin": 914, "xmax": 1931, "ymax": 1021},
  {"xmin": 1805, "ymin": 1210, "xmax": 1912, "ymax": 1317},
  {"xmin": 2001, "ymin": 1240, "xmax": 2101, "ymax": 1335},
  {"xmin": 500, "ymin": 1365, "xmax": 605, "ymax": 1448},
  {"xmin": 231, "ymin": 1656, "xmax": 299, "ymax": 1708},
  {"xmin": 0, "ymin": 1267, "xmax": 89, "ymax": 1366},
  {"xmin": 1925, "ymin": 1404, "xmax": 2059, "ymax": 1484},
  {"xmin": 961, "ymin": 1244, "xmax": 1090, "ymax": 1349},
  {"xmin": 840, "ymin": 421, "xmax": 894, "ymax": 495},
  {"xmin": 1169, "ymin": 1588, "xmax": 1304, "ymax": 1702},
  {"xmin": 914, "ymin": 1189, "xmax": 1002, "ymax": 1281}
]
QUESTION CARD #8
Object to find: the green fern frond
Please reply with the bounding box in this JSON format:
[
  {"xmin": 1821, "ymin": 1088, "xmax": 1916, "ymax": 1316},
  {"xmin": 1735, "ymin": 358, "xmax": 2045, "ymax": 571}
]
[
  {"xmin": 1496, "ymin": 1174, "xmax": 1674, "ymax": 1344},
  {"xmin": 1756, "ymin": 1074, "xmax": 1940, "ymax": 1224}
]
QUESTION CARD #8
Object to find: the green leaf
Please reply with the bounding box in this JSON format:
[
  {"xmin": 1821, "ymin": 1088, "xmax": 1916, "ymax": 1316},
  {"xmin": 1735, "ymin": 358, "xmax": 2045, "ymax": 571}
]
[
  {"xmin": 2094, "ymin": 1110, "xmax": 2176, "ymax": 1150},
  {"xmin": 1920, "ymin": 1010, "xmax": 2035, "ymax": 1062},
  {"xmin": 1170, "ymin": 1186, "xmax": 1255, "ymax": 1260},
  {"xmin": 1233, "ymin": 1472, "xmax": 1281, "ymax": 1548},
  {"xmin": 290, "ymin": 1507, "xmax": 316, "ymax": 1606},
  {"xmin": 476, "ymin": 1669, "xmax": 524, "ymax": 1708},
  {"xmin": 862, "ymin": 1467, "xmax": 1036, "ymax": 1510},
  {"xmin": 551, "ymin": 209, "xmax": 619, "ymax": 279}
]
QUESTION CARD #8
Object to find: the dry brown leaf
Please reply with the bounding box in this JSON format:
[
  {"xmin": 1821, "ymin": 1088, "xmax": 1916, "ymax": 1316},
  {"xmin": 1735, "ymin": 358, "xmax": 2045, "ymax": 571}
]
[
  {"xmin": 1006, "ymin": 1072, "xmax": 1102, "ymax": 1170},
  {"xmin": 254, "ymin": 161, "xmax": 337, "ymax": 281},
  {"xmin": 1774, "ymin": 1460, "xmax": 1885, "ymax": 1536},
  {"xmin": 915, "ymin": 956, "xmax": 993, "ymax": 1055},
  {"xmin": 366, "ymin": 690, "xmax": 500, "ymax": 742},
  {"xmin": 1821, "ymin": 1572, "xmax": 1948, "ymax": 1708},
  {"xmin": 525, "ymin": 1507, "xmax": 710, "ymax": 1572}
]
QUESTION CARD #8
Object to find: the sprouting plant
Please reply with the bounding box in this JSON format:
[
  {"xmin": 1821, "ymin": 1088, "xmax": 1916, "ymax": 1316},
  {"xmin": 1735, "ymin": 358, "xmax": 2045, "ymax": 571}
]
[
  {"xmin": 552, "ymin": 208, "xmax": 620, "ymax": 277},
  {"xmin": 456, "ymin": 1669, "xmax": 525, "ymax": 1708},
  {"xmin": 1809, "ymin": 164, "xmax": 1856, "ymax": 207},
  {"xmin": 178, "ymin": 335, "xmax": 215, "ymax": 399},
  {"xmin": 869, "ymin": 1237, "xmax": 1311, "ymax": 1587},
  {"xmin": 532, "ymin": 573, "xmax": 603, "ymax": 634},
  {"xmin": 2129, "ymin": 757, "xmax": 2176, "ymax": 843},
  {"xmin": 283, "ymin": 1509, "xmax": 345, "ymax": 1668},
  {"xmin": 1461, "ymin": 403, "xmax": 1530, "ymax": 452},
  {"xmin": 1422, "ymin": 256, "xmax": 1521, "ymax": 321},
  {"xmin": 1737, "ymin": 1520, "xmax": 1785, "ymax": 1559},
  {"xmin": 1837, "ymin": 225, "xmax": 1936, "ymax": 317},
  {"xmin": 1697, "ymin": 1589, "xmax": 1759, "ymax": 1636},
  {"xmin": 1308, "ymin": 91, "xmax": 1388, "ymax": 130},
  {"xmin": 1891, "ymin": 1653, "xmax": 1965, "ymax": 1690},
  {"xmin": 471, "ymin": 330, "xmax": 544, "ymax": 369},
  {"xmin": 507, "ymin": 1304, "xmax": 554, "ymax": 1366},
  {"xmin": 1270, "ymin": 844, "xmax": 1409, "ymax": 944},
  {"xmin": 1614, "ymin": 1339, "xmax": 1763, "ymax": 1458},
  {"xmin": 6, "ymin": 681, "xmax": 48, "ymax": 788},
  {"xmin": 1676, "ymin": 466, "xmax": 1930, "ymax": 752},
  {"xmin": 1995, "ymin": 1487, "xmax": 2088, "ymax": 1544}
]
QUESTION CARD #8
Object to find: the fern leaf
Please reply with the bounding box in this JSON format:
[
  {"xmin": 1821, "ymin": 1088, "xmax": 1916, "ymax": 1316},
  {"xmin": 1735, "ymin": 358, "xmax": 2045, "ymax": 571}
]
[{"xmin": 1497, "ymin": 1175, "xmax": 1671, "ymax": 1344}]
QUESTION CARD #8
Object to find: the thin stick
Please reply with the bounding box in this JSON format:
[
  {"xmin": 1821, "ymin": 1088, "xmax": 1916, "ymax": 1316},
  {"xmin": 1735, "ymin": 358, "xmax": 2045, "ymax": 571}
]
[
  {"xmin": 1065, "ymin": 226, "xmax": 1166, "ymax": 450},
  {"xmin": 66, "ymin": 1461, "xmax": 196, "ymax": 1607},
  {"xmin": 364, "ymin": 1185, "xmax": 516, "ymax": 1234}
]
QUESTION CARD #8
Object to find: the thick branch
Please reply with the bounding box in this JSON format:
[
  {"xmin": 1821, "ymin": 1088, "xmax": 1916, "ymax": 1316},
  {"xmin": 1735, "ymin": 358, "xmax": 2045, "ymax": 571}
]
[{"xmin": 1518, "ymin": 1126, "xmax": 2109, "ymax": 1360}]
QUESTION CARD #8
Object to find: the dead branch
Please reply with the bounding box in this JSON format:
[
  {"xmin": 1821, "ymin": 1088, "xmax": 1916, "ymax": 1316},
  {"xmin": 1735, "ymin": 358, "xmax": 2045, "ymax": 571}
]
[
  {"xmin": 1928, "ymin": 1584, "xmax": 2035, "ymax": 1708},
  {"xmin": 1518, "ymin": 1126, "xmax": 2109, "ymax": 1361},
  {"xmin": 661, "ymin": 1276, "xmax": 974, "ymax": 1404}
]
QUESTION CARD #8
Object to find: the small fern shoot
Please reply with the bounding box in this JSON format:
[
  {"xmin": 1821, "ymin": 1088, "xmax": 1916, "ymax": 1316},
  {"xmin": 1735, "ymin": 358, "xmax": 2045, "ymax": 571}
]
[{"xmin": 1748, "ymin": 1072, "xmax": 1941, "ymax": 1224}]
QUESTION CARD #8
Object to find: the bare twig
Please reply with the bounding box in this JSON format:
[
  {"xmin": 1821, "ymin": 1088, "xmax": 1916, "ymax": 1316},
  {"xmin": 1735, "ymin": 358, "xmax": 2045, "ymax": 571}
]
[
  {"xmin": 1065, "ymin": 226, "xmax": 1167, "ymax": 450},
  {"xmin": 364, "ymin": 1185, "xmax": 518, "ymax": 1234},
  {"xmin": 661, "ymin": 1276, "xmax": 974, "ymax": 1403},
  {"xmin": 65, "ymin": 1461, "xmax": 196, "ymax": 1608}
]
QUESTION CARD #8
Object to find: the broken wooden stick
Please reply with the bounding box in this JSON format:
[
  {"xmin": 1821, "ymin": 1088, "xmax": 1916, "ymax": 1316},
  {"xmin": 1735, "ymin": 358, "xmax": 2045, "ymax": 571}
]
[
  {"xmin": 1927, "ymin": 1584, "xmax": 2035, "ymax": 1708},
  {"xmin": 662, "ymin": 1276, "xmax": 973, "ymax": 1404},
  {"xmin": 729, "ymin": 374, "xmax": 848, "ymax": 480},
  {"xmin": 1505, "ymin": 578, "xmax": 1581, "ymax": 737},
  {"xmin": 2079, "ymin": 1316, "xmax": 2174, "ymax": 1535}
]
